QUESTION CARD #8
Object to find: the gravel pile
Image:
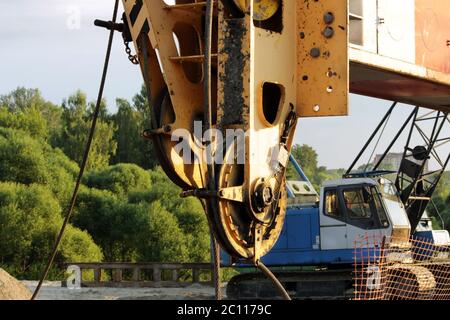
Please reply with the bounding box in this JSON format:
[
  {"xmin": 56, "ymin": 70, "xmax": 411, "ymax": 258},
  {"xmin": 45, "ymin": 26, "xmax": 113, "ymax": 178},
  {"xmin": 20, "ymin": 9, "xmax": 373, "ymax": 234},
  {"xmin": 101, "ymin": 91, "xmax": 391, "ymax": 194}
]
[{"xmin": 0, "ymin": 268, "xmax": 32, "ymax": 300}]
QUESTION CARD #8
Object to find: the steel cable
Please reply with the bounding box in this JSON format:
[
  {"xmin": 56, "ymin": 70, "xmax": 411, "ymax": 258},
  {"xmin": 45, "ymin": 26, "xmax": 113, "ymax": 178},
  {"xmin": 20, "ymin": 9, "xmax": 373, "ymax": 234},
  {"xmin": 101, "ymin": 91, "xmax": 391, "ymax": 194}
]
[{"xmin": 203, "ymin": 0, "xmax": 222, "ymax": 300}]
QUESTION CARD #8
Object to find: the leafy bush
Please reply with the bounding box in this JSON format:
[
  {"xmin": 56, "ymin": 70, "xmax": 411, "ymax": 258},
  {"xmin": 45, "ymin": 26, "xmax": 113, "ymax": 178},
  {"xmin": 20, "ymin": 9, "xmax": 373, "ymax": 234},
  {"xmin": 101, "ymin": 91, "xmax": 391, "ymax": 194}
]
[
  {"xmin": 0, "ymin": 182, "xmax": 102, "ymax": 279},
  {"xmin": 84, "ymin": 163, "xmax": 151, "ymax": 198},
  {"xmin": 60, "ymin": 225, "xmax": 103, "ymax": 263},
  {"xmin": 0, "ymin": 107, "xmax": 48, "ymax": 140},
  {"xmin": 136, "ymin": 201, "xmax": 189, "ymax": 262},
  {"xmin": 0, "ymin": 87, "xmax": 216, "ymax": 281},
  {"xmin": 0, "ymin": 128, "xmax": 49, "ymax": 185},
  {"xmin": 0, "ymin": 127, "xmax": 78, "ymax": 204},
  {"xmin": 129, "ymin": 167, "xmax": 210, "ymax": 262},
  {"xmin": 73, "ymin": 188, "xmax": 191, "ymax": 263}
]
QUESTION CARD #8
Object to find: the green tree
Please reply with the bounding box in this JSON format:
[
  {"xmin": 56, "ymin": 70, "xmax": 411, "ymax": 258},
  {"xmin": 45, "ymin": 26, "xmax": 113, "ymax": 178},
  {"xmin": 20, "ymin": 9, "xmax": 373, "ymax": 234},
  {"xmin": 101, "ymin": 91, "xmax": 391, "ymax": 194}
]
[
  {"xmin": 55, "ymin": 91, "xmax": 117, "ymax": 171},
  {"xmin": 0, "ymin": 87, "xmax": 47, "ymax": 112},
  {"xmin": 287, "ymin": 144, "xmax": 324, "ymax": 190},
  {"xmin": 129, "ymin": 167, "xmax": 210, "ymax": 262},
  {"xmin": 0, "ymin": 127, "xmax": 78, "ymax": 204},
  {"xmin": 111, "ymin": 94, "xmax": 157, "ymax": 169},
  {"xmin": 429, "ymin": 172, "xmax": 450, "ymax": 232},
  {"xmin": 76, "ymin": 166, "xmax": 209, "ymax": 263},
  {"xmin": 0, "ymin": 87, "xmax": 62, "ymax": 142},
  {"xmin": 44, "ymin": 146, "xmax": 79, "ymax": 204},
  {"xmin": 84, "ymin": 163, "xmax": 151, "ymax": 198},
  {"xmin": 132, "ymin": 84, "xmax": 151, "ymax": 124},
  {"xmin": 73, "ymin": 188, "xmax": 191, "ymax": 263},
  {"xmin": 136, "ymin": 201, "xmax": 189, "ymax": 262},
  {"xmin": 0, "ymin": 107, "xmax": 48, "ymax": 140},
  {"xmin": 111, "ymin": 99, "xmax": 146, "ymax": 166},
  {"xmin": 0, "ymin": 182, "xmax": 102, "ymax": 279},
  {"xmin": 0, "ymin": 127, "xmax": 49, "ymax": 185},
  {"xmin": 73, "ymin": 188, "xmax": 146, "ymax": 262}
]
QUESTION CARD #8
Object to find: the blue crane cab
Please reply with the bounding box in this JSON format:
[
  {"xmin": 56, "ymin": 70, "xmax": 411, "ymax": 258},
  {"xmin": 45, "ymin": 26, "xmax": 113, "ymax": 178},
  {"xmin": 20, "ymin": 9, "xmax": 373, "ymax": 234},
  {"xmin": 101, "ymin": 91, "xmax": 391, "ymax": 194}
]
[{"xmin": 222, "ymin": 156, "xmax": 450, "ymax": 268}]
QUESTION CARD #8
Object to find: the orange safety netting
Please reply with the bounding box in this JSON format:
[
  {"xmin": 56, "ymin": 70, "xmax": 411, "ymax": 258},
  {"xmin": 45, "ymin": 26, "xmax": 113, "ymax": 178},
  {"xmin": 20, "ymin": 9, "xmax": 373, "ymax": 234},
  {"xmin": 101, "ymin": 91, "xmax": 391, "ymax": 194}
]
[{"xmin": 353, "ymin": 234, "xmax": 450, "ymax": 300}]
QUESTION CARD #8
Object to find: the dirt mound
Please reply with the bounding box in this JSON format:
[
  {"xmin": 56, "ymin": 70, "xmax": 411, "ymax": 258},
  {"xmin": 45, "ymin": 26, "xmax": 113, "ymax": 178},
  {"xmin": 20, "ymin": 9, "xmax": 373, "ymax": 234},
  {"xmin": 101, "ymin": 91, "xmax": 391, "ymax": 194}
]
[{"xmin": 0, "ymin": 268, "xmax": 32, "ymax": 300}]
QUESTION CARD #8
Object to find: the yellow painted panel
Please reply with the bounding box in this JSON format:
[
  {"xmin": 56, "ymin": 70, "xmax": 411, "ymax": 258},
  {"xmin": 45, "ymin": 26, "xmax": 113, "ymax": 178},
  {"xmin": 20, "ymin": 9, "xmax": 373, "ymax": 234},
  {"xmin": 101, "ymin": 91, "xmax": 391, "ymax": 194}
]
[{"xmin": 297, "ymin": 0, "xmax": 349, "ymax": 117}]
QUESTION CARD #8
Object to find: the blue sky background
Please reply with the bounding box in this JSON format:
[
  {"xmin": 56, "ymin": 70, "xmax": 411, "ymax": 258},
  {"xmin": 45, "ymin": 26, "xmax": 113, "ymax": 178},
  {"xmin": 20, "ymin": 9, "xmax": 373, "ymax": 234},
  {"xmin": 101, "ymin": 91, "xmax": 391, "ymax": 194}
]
[{"xmin": 1, "ymin": 1, "xmax": 446, "ymax": 170}]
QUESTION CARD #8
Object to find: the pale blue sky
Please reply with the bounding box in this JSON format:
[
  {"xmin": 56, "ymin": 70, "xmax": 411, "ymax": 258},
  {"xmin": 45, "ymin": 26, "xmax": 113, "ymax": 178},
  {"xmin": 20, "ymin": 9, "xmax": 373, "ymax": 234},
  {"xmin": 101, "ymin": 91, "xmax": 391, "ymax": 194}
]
[{"xmin": 1, "ymin": 1, "xmax": 446, "ymax": 169}]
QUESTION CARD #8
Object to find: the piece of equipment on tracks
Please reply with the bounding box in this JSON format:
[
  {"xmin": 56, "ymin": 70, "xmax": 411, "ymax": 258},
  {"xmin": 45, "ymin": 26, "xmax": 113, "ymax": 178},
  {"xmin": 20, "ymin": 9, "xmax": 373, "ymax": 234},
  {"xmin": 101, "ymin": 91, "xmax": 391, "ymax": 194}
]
[{"xmin": 94, "ymin": 0, "xmax": 450, "ymax": 299}]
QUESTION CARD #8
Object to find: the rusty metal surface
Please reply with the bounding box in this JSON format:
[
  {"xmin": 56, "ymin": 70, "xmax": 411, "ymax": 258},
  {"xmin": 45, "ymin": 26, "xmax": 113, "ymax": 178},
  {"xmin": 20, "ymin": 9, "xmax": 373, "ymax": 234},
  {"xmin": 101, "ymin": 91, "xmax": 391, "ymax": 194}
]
[
  {"xmin": 211, "ymin": 148, "xmax": 287, "ymax": 259},
  {"xmin": 214, "ymin": 0, "xmax": 299, "ymax": 260},
  {"xmin": 217, "ymin": 18, "xmax": 249, "ymax": 127},
  {"xmin": 349, "ymin": 0, "xmax": 450, "ymax": 110},
  {"xmin": 350, "ymin": 48, "xmax": 450, "ymax": 110},
  {"xmin": 297, "ymin": 0, "xmax": 349, "ymax": 117},
  {"xmin": 415, "ymin": 0, "xmax": 450, "ymax": 74}
]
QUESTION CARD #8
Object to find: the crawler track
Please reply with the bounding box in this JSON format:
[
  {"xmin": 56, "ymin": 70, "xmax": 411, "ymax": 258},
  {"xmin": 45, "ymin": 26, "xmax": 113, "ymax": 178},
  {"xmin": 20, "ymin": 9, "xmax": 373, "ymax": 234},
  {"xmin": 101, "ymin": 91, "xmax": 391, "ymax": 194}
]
[{"xmin": 226, "ymin": 270, "xmax": 354, "ymax": 300}]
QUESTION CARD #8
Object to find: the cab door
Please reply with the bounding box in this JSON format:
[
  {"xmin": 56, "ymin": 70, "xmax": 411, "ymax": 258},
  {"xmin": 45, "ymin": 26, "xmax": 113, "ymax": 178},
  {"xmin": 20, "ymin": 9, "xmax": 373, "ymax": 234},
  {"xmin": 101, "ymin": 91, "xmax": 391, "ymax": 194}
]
[{"xmin": 319, "ymin": 188, "xmax": 348, "ymax": 250}]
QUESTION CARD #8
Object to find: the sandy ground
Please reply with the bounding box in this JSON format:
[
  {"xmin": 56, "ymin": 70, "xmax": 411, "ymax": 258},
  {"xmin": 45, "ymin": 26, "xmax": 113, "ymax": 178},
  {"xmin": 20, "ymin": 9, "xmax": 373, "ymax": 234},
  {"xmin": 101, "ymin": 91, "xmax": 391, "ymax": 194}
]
[{"xmin": 23, "ymin": 281, "xmax": 227, "ymax": 300}]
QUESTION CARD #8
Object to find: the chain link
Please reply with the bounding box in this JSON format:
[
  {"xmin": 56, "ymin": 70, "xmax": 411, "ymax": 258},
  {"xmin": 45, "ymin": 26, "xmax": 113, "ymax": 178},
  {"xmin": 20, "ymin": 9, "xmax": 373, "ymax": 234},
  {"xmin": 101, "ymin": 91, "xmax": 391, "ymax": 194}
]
[{"xmin": 124, "ymin": 41, "xmax": 139, "ymax": 65}]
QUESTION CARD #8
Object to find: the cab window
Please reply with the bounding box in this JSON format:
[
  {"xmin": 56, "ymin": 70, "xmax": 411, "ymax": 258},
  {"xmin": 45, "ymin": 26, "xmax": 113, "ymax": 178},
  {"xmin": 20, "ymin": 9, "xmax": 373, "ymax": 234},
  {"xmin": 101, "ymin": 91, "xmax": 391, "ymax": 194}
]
[
  {"xmin": 343, "ymin": 189, "xmax": 372, "ymax": 219},
  {"xmin": 372, "ymin": 187, "xmax": 389, "ymax": 228},
  {"xmin": 342, "ymin": 185, "xmax": 390, "ymax": 229},
  {"xmin": 324, "ymin": 189, "xmax": 344, "ymax": 220}
]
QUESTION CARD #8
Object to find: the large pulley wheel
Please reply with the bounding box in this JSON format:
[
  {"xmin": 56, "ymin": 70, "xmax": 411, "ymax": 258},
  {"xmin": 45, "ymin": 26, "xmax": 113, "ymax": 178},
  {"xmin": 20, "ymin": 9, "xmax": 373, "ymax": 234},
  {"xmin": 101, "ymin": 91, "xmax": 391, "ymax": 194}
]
[
  {"xmin": 208, "ymin": 144, "xmax": 287, "ymax": 260},
  {"xmin": 150, "ymin": 89, "xmax": 192, "ymax": 190}
]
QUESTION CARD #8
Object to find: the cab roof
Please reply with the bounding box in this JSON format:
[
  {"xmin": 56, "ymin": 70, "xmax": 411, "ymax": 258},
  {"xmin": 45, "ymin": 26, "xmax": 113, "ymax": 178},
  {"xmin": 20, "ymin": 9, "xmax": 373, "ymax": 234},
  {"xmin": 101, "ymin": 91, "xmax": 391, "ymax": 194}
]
[{"xmin": 322, "ymin": 178, "xmax": 377, "ymax": 188}]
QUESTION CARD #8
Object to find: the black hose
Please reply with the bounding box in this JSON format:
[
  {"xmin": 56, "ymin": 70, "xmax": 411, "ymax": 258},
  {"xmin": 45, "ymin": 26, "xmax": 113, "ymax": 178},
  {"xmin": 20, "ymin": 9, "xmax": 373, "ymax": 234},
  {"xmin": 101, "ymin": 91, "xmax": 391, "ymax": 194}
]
[
  {"xmin": 256, "ymin": 260, "xmax": 292, "ymax": 300},
  {"xmin": 31, "ymin": 0, "xmax": 120, "ymax": 300}
]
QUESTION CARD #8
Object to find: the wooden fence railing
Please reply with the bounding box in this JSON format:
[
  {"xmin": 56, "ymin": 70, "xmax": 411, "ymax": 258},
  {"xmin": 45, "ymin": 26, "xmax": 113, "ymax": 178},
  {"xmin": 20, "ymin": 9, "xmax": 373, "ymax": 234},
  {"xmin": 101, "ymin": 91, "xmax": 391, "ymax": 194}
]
[{"xmin": 63, "ymin": 262, "xmax": 214, "ymax": 288}]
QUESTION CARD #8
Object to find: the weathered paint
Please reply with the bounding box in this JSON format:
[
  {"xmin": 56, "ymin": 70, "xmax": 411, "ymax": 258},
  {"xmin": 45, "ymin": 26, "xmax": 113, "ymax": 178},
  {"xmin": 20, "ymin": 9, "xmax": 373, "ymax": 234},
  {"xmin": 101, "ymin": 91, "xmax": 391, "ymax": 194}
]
[
  {"xmin": 215, "ymin": 0, "xmax": 294, "ymax": 260},
  {"xmin": 233, "ymin": 0, "xmax": 280, "ymax": 21},
  {"xmin": 348, "ymin": 0, "xmax": 450, "ymax": 109},
  {"xmin": 122, "ymin": 0, "xmax": 207, "ymax": 189},
  {"xmin": 297, "ymin": 0, "xmax": 349, "ymax": 117},
  {"xmin": 350, "ymin": 48, "xmax": 450, "ymax": 110},
  {"xmin": 415, "ymin": 0, "xmax": 450, "ymax": 74},
  {"xmin": 218, "ymin": 19, "xmax": 249, "ymax": 127}
]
